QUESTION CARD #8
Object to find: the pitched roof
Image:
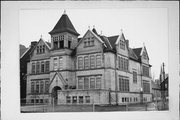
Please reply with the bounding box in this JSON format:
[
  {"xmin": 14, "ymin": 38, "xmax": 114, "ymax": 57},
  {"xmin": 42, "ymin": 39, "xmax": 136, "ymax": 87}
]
[
  {"xmin": 107, "ymin": 35, "xmax": 119, "ymax": 49},
  {"xmin": 99, "ymin": 36, "xmax": 112, "ymax": 50},
  {"xmin": 49, "ymin": 13, "xmax": 79, "ymax": 36},
  {"xmin": 129, "ymin": 48, "xmax": 138, "ymax": 60},
  {"xmin": 132, "ymin": 47, "xmax": 142, "ymax": 59},
  {"xmin": 46, "ymin": 42, "xmax": 51, "ymax": 48},
  {"xmin": 20, "ymin": 45, "xmax": 28, "ymax": 57}
]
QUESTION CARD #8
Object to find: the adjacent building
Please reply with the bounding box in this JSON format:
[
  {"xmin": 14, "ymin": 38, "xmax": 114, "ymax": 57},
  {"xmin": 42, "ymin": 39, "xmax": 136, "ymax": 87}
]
[{"xmin": 25, "ymin": 11, "xmax": 152, "ymax": 105}]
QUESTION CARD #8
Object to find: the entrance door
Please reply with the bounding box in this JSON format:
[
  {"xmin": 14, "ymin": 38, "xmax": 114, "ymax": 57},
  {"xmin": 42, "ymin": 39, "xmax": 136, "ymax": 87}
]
[{"xmin": 52, "ymin": 86, "xmax": 61, "ymax": 105}]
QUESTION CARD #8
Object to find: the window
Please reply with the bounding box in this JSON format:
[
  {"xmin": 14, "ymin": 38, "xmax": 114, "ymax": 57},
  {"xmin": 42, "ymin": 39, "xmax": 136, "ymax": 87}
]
[
  {"xmin": 40, "ymin": 81, "xmax": 44, "ymax": 93},
  {"xmin": 45, "ymin": 61, "xmax": 49, "ymax": 72},
  {"xmin": 84, "ymin": 41, "xmax": 87, "ymax": 47},
  {"xmin": 90, "ymin": 78, "xmax": 95, "ymax": 89},
  {"xmin": 90, "ymin": 55, "xmax": 95, "ymax": 68},
  {"xmin": 96, "ymin": 55, "xmax": 101, "ymax": 68},
  {"xmin": 143, "ymin": 81, "xmax": 150, "ymax": 93},
  {"xmin": 39, "ymin": 46, "xmax": 42, "ymax": 53},
  {"xmin": 78, "ymin": 77, "xmax": 83, "ymax": 89},
  {"xmin": 84, "ymin": 37, "xmax": 94, "ymax": 47},
  {"xmin": 42, "ymin": 45, "xmax": 45, "ymax": 53},
  {"xmin": 79, "ymin": 96, "xmax": 83, "ymax": 103},
  {"xmin": 37, "ymin": 46, "xmax": 39, "ymax": 54},
  {"xmin": 40, "ymin": 99, "xmax": 43, "ymax": 103},
  {"xmin": 119, "ymin": 76, "xmax": 129, "ymax": 92},
  {"xmin": 36, "ymin": 99, "xmax": 39, "ymax": 103},
  {"xmin": 78, "ymin": 57, "xmax": 83, "ymax": 69},
  {"xmin": 59, "ymin": 57, "xmax": 63, "ymax": 70},
  {"xmin": 45, "ymin": 80, "xmax": 49, "ymax": 93},
  {"xmin": 31, "ymin": 62, "xmax": 36, "ymax": 74},
  {"xmin": 36, "ymin": 81, "xmax": 39, "ymax": 93},
  {"xmin": 66, "ymin": 96, "xmax": 71, "ymax": 103},
  {"xmin": 31, "ymin": 82, "xmax": 35, "ymax": 93},
  {"xmin": 53, "ymin": 58, "xmax": 58, "ymax": 70},
  {"xmin": 41, "ymin": 61, "xmax": 45, "ymax": 73},
  {"xmin": 122, "ymin": 98, "xmax": 124, "ymax": 102},
  {"xmin": 84, "ymin": 77, "xmax": 89, "ymax": 90},
  {"xmin": 59, "ymin": 40, "xmax": 64, "ymax": 48},
  {"xmin": 120, "ymin": 40, "xmax": 125, "ymax": 50},
  {"xmin": 53, "ymin": 41, "xmax": 58, "ymax": 49},
  {"xmin": 120, "ymin": 57, "xmax": 123, "ymax": 70},
  {"xmin": 84, "ymin": 56, "xmax": 89, "ymax": 69},
  {"xmin": 96, "ymin": 77, "xmax": 101, "ymax": 89},
  {"xmin": 68, "ymin": 36, "xmax": 72, "ymax": 49},
  {"xmin": 118, "ymin": 56, "xmax": 128, "ymax": 71},
  {"xmin": 31, "ymin": 99, "xmax": 34, "ymax": 103},
  {"xmin": 143, "ymin": 65, "xmax": 149, "ymax": 77},
  {"xmin": 36, "ymin": 62, "xmax": 40, "ymax": 74},
  {"xmin": 85, "ymin": 96, "xmax": 90, "ymax": 103},
  {"xmin": 118, "ymin": 56, "xmax": 120, "ymax": 69},
  {"xmin": 133, "ymin": 71, "xmax": 137, "ymax": 83},
  {"xmin": 72, "ymin": 96, "xmax": 77, "ymax": 103}
]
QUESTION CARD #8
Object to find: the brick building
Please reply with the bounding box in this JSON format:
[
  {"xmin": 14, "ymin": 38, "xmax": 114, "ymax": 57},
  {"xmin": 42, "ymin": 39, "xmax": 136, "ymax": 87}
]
[{"xmin": 25, "ymin": 11, "xmax": 152, "ymax": 105}]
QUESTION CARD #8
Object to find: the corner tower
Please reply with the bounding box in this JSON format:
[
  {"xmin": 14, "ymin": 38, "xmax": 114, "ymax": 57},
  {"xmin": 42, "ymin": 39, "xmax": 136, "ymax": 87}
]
[{"xmin": 49, "ymin": 10, "xmax": 79, "ymax": 50}]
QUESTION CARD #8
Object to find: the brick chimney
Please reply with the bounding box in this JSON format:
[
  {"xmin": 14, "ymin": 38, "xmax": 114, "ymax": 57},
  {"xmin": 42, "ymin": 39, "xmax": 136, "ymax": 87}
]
[
  {"xmin": 126, "ymin": 39, "xmax": 129, "ymax": 48},
  {"xmin": 30, "ymin": 41, "xmax": 37, "ymax": 48}
]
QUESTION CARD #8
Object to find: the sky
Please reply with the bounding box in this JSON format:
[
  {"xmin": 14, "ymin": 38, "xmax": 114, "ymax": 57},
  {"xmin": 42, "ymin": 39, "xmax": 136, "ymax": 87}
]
[{"xmin": 20, "ymin": 8, "xmax": 168, "ymax": 79}]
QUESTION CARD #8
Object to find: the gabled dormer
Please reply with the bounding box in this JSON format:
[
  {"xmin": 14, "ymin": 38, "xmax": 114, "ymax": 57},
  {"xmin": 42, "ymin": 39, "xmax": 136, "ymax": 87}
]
[
  {"xmin": 49, "ymin": 11, "xmax": 79, "ymax": 50},
  {"xmin": 30, "ymin": 37, "xmax": 51, "ymax": 60},
  {"xmin": 115, "ymin": 31, "xmax": 129, "ymax": 57},
  {"xmin": 140, "ymin": 44, "xmax": 149, "ymax": 64},
  {"xmin": 76, "ymin": 28, "xmax": 106, "ymax": 54}
]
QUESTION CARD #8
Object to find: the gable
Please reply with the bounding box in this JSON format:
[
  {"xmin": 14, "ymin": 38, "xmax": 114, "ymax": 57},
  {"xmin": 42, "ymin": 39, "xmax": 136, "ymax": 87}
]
[
  {"xmin": 30, "ymin": 39, "xmax": 51, "ymax": 60},
  {"xmin": 49, "ymin": 72, "xmax": 67, "ymax": 91},
  {"xmin": 141, "ymin": 46, "xmax": 149, "ymax": 60},
  {"xmin": 76, "ymin": 30, "xmax": 105, "ymax": 54}
]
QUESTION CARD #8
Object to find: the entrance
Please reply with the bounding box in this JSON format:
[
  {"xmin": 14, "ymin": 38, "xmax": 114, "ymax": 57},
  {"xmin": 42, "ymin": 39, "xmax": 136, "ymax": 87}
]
[{"xmin": 52, "ymin": 86, "xmax": 61, "ymax": 105}]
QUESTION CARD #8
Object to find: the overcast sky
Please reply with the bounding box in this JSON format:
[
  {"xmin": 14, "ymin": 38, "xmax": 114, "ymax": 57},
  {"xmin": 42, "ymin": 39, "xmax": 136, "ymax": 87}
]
[{"xmin": 20, "ymin": 8, "xmax": 168, "ymax": 79}]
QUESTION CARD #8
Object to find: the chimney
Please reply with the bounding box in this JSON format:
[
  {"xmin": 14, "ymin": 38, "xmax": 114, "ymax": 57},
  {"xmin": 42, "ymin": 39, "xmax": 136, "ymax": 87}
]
[{"xmin": 30, "ymin": 41, "xmax": 37, "ymax": 48}]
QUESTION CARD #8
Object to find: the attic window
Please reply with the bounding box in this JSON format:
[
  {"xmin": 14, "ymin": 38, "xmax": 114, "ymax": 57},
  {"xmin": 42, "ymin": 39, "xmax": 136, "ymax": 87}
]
[
  {"xmin": 37, "ymin": 45, "xmax": 45, "ymax": 54},
  {"xmin": 120, "ymin": 40, "xmax": 125, "ymax": 50},
  {"xmin": 84, "ymin": 37, "xmax": 95, "ymax": 47},
  {"xmin": 53, "ymin": 35, "xmax": 64, "ymax": 49}
]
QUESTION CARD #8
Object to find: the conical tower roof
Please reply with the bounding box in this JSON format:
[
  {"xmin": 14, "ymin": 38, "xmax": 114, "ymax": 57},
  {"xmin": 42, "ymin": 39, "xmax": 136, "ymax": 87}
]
[{"xmin": 49, "ymin": 12, "xmax": 79, "ymax": 36}]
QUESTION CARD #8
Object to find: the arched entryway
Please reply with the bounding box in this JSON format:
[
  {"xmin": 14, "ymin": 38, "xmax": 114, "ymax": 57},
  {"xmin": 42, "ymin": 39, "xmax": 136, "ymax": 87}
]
[{"xmin": 51, "ymin": 86, "xmax": 61, "ymax": 105}]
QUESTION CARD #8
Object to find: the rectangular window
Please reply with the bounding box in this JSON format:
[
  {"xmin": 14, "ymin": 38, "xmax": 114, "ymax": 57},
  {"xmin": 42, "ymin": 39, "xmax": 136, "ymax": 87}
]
[
  {"xmin": 40, "ymin": 81, "xmax": 44, "ymax": 93},
  {"xmin": 42, "ymin": 45, "xmax": 45, "ymax": 53},
  {"xmin": 90, "ymin": 55, "xmax": 95, "ymax": 68},
  {"xmin": 31, "ymin": 82, "xmax": 35, "ymax": 93},
  {"xmin": 37, "ymin": 46, "xmax": 39, "ymax": 54},
  {"xmin": 68, "ymin": 41, "xmax": 71, "ymax": 49},
  {"xmin": 36, "ymin": 99, "xmax": 39, "ymax": 104},
  {"xmin": 66, "ymin": 96, "xmax": 71, "ymax": 103},
  {"xmin": 118, "ymin": 56, "xmax": 120, "ymax": 69},
  {"xmin": 31, "ymin": 62, "xmax": 36, "ymax": 74},
  {"xmin": 54, "ymin": 41, "xmax": 58, "ymax": 49},
  {"xmin": 41, "ymin": 61, "xmax": 45, "ymax": 73},
  {"xmin": 133, "ymin": 71, "xmax": 137, "ymax": 83},
  {"xmin": 143, "ymin": 81, "xmax": 150, "ymax": 93},
  {"xmin": 36, "ymin": 62, "xmax": 40, "ymax": 74},
  {"xmin": 53, "ymin": 58, "xmax": 58, "ymax": 70},
  {"xmin": 39, "ymin": 46, "xmax": 42, "ymax": 53},
  {"xmin": 120, "ymin": 57, "xmax": 123, "ymax": 70},
  {"xmin": 40, "ymin": 99, "xmax": 43, "ymax": 103},
  {"xmin": 90, "ymin": 77, "xmax": 95, "ymax": 89},
  {"xmin": 96, "ymin": 77, "xmax": 101, "ymax": 89},
  {"xmin": 59, "ymin": 57, "xmax": 63, "ymax": 70},
  {"xmin": 84, "ymin": 56, "xmax": 89, "ymax": 69},
  {"xmin": 59, "ymin": 40, "xmax": 64, "ymax": 48},
  {"xmin": 78, "ymin": 57, "xmax": 83, "ymax": 69},
  {"xmin": 78, "ymin": 77, "xmax": 83, "ymax": 89},
  {"xmin": 122, "ymin": 98, "xmax": 124, "ymax": 102},
  {"xmin": 72, "ymin": 96, "xmax": 77, "ymax": 103},
  {"xmin": 45, "ymin": 61, "xmax": 49, "ymax": 72},
  {"xmin": 79, "ymin": 96, "xmax": 83, "ymax": 103},
  {"xmin": 45, "ymin": 80, "xmax": 49, "ymax": 93},
  {"xmin": 119, "ymin": 76, "xmax": 129, "ymax": 92},
  {"xmin": 36, "ymin": 81, "xmax": 39, "ymax": 93},
  {"xmin": 143, "ymin": 65, "xmax": 149, "ymax": 77},
  {"xmin": 85, "ymin": 96, "xmax": 90, "ymax": 103},
  {"xmin": 96, "ymin": 55, "xmax": 101, "ymax": 68},
  {"xmin": 31, "ymin": 99, "xmax": 34, "ymax": 103},
  {"xmin": 84, "ymin": 77, "xmax": 89, "ymax": 90}
]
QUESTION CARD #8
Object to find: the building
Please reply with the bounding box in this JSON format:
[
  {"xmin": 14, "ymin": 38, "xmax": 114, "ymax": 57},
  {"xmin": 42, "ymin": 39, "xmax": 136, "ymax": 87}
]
[
  {"xmin": 25, "ymin": 11, "xmax": 152, "ymax": 105},
  {"xmin": 20, "ymin": 42, "xmax": 37, "ymax": 104}
]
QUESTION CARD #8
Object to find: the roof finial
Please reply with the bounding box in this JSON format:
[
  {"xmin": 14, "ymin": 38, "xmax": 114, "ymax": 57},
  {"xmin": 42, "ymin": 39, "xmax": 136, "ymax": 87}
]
[
  {"xmin": 63, "ymin": 9, "xmax": 66, "ymax": 14},
  {"xmin": 121, "ymin": 29, "xmax": 123, "ymax": 33},
  {"xmin": 88, "ymin": 26, "xmax": 90, "ymax": 30},
  {"xmin": 40, "ymin": 34, "xmax": 42, "ymax": 39},
  {"xmin": 143, "ymin": 42, "xmax": 145, "ymax": 47},
  {"xmin": 93, "ymin": 25, "xmax": 95, "ymax": 28},
  {"xmin": 100, "ymin": 30, "xmax": 102, "ymax": 35}
]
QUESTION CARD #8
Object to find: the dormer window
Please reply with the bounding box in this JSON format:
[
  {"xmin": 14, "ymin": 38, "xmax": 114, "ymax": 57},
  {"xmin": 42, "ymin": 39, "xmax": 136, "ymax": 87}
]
[
  {"xmin": 120, "ymin": 40, "xmax": 125, "ymax": 50},
  {"xmin": 37, "ymin": 45, "xmax": 45, "ymax": 54},
  {"xmin": 84, "ymin": 37, "xmax": 95, "ymax": 47}
]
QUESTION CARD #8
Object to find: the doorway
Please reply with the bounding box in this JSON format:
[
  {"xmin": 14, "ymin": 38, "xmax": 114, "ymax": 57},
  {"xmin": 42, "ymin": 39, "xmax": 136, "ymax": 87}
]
[{"xmin": 52, "ymin": 86, "xmax": 61, "ymax": 105}]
